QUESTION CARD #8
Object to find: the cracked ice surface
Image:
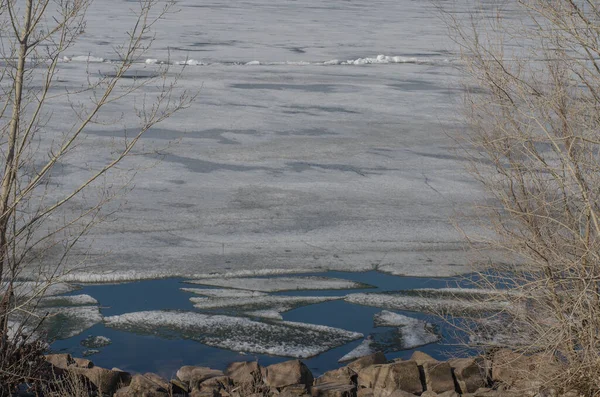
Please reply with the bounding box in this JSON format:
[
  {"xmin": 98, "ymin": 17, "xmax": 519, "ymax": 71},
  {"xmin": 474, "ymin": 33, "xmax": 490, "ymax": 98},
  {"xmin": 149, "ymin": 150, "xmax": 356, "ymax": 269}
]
[
  {"xmin": 184, "ymin": 277, "xmax": 370, "ymax": 292},
  {"xmin": 104, "ymin": 310, "xmax": 362, "ymax": 358}
]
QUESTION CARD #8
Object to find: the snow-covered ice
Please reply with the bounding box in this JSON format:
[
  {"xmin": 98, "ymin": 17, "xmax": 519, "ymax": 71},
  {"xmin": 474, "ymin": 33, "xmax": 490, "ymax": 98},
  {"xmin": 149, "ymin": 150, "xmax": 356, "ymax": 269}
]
[
  {"xmin": 104, "ymin": 310, "xmax": 362, "ymax": 358},
  {"xmin": 190, "ymin": 295, "xmax": 340, "ymax": 312},
  {"xmin": 184, "ymin": 277, "xmax": 369, "ymax": 292},
  {"xmin": 180, "ymin": 288, "xmax": 267, "ymax": 298},
  {"xmin": 81, "ymin": 335, "xmax": 112, "ymax": 348},
  {"xmin": 346, "ymin": 293, "xmax": 508, "ymax": 315},
  {"xmin": 42, "ymin": 306, "xmax": 103, "ymax": 339},
  {"xmin": 14, "ymin": 0, "xmax": 505, "ymax": 281},
  {"xmin": 39, "ymin": 294, "xmax": 98, "ymax": 307}
]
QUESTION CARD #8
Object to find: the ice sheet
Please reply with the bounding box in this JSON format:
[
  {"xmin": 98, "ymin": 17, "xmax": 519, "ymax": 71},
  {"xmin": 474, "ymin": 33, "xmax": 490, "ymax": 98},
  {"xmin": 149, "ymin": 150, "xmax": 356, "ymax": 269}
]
[
  {"xmin": 190, "ymin": 295, "xmax": 339, "ymax": 311},
  {"xmin": 42, "ymin": 306, "xmax": 103, "ymax": 340},
  {"xmin": 373, "ymin": 310, "xmax": 439, "ymax": 349},
  {"xmin": 184, "ymin": 276, "xmax": 369, "ymax": 292},
  {"xmin": 39, "ymin": 294, "xmax": 98, "ymax": 307},
  {"xmin": 338, "ymin": 338, "xmax": 376, "ymax": 362},
  {"xmin": 104, "ymin": 310, "xmax": 362, "ymax": 358},
  {"xmin": 346, "ymin": 293, "xmax": 508, "ymax": 315},
  {"xmin": 181, "ymin": 288, "xmax": 267, "ymax": 298}
]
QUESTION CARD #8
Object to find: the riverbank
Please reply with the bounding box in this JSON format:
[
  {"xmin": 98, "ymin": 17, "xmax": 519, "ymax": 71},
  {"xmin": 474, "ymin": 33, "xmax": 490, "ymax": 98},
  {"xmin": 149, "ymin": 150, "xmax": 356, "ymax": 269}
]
[{"xmin": 40, "ymin": 348, "xmax": 568, "ymax": 397}]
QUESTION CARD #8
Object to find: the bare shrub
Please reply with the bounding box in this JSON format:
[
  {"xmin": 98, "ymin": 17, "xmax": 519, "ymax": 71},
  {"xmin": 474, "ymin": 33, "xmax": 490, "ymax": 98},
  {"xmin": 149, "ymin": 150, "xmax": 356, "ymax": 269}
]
[
  {"xmin": 0, "ymin": 0, "xmax": 192, "ymax": 390},
  {"xmin": 441, "ymin": 0, "xmax": 600, "ymax": 395}
]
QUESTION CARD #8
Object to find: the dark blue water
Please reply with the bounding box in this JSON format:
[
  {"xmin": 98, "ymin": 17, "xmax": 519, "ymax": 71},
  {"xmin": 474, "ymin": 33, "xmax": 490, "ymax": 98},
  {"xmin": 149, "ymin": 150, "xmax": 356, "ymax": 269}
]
[{"xmin": 50, "ymin": 271, "xmax": 474, "ymax": 378}]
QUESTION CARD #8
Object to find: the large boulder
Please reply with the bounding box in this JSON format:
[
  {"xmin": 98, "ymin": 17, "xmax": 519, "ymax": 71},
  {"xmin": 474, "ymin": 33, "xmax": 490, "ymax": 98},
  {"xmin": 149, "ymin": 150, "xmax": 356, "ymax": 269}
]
[
  {"xmin": 410, "ymin": 351, "xmax": 437, "ymax": 366},
  {"xmin": 197, "ymin": 375, "xmax": 232, "ymax": 391},
  {"xmin": 176, "ymin": 366, "xmax": 224, "ymax": 389},
  {"xmin": 315, "ymin": 366, "xmax": 356, "ymax": 386},
  {"xmin": 449, "ymin": 357, "xmax": 485, "ymax": 393},
  {"xmin": 73, "ymin": 357, "xmax": 94, "ymax": 369},
  {"xmin": 347, "ymin": 353, "xmax": 387, "ymax": 373},
  {"xmin": 116, "ymin": 373, "xmax": 169, "ymax": 397},
  {"xmin": 422, "ymin": 361, "xmax": 455, "ymax": 393},
  {"xmin": 225, "ymin": 361, "xmax": 262, "ymax": 385},
  {"xmin": 357, "ymin": 361, "xmax": 422, "ymax": 395},
  {"xmin": 312, "ymin": 382, "xmax": 356, "ymax": 397},
  {"xmin": 70, "ymin": 366, "xmax": 131, "ymax": 395},
  {"xmin": 264, "ymin": 360, "xmax": 313, "ymax": 389},
  {"xmin": 45, "ymin": 353, "xmax": 75, "ymax": 370}
]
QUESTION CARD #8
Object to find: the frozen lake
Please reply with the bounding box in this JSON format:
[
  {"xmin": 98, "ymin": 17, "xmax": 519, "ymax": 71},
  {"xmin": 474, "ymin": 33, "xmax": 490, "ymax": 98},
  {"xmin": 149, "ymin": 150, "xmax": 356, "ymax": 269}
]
[{"xmin": 31, "ymin": 0, "xmax": 489, "ymax": 281}]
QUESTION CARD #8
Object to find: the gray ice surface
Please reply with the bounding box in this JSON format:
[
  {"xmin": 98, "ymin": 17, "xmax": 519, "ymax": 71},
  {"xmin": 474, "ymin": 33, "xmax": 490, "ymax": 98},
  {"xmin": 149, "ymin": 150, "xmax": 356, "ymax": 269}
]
[{"xmin": 14, "ymin": 0, "xmax": 502, "ymax": 281}]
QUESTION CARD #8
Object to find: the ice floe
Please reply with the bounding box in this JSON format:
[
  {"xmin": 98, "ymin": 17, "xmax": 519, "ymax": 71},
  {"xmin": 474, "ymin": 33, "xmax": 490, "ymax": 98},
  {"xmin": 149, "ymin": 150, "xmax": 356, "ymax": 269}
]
[
  {"xmin": 184, "ymin": 276, "xmax": 369, "ymax": 292},
  {"xmin": 104, "ymin": 310, "xmax": 362, "ymax": 358},
  {"xmin": 5, "ymin": 282, "xmax": 79, "ymax": 298},
  {"xmin": 180, "ymin": 288, "xmax": 267, "ymax": 298},
  {"xmin": 338, "ymin": 337, "xmax": 376, "ymax": 362},
  {"xmin": 42, "ymin": 306, "xmax": 103, "ymax": 340},
  {"xmin": 190, "ymin": 295, "xmax": 339, "ymax": 311},
  {"xmin": 345, "ymin": 293, "xmax": 508, "ymax": 315},
  {"xmin": 81, "ymin": 335, "xmax": 112, "ymax": 348},
  {"xmin": 374, "ymin": 310, "xmax": 439, "ymax": 349},
  {"xmin": 68, "ymin": 55, "xmax": 105, "ymax": 63},
  {"xmin": 39, "ymin": 294, "xmax": 98, "ymax": 307},
  {"xmin": 244, "ymin": 310, "xmax": 284, "ymax": 320}
]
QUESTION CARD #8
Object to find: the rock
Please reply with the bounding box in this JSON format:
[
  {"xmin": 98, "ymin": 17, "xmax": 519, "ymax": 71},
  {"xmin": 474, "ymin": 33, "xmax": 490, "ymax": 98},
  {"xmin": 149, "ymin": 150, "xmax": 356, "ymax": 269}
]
[
  {"xmin": 421, "ymin": 392, "xmax": 437, "ymax": 397},
  {"xmin": 124, "ymin": 373, "xmax": 169, "ymax": 397},
  {"xmin": 422, "ymin": 361, "xmax": 455, "ymax": 393},
  {"xmin": 357, "ymin": 389, "xmax": 374, "ymax": 397},
  {"xmin": 264, "ymin": 360, "xmax": 313, "ymax": 389},
  {"xmin": 357, "ymin": 361, "xmax": 422, "ymax": 395},
  {"xmin": 73, "ymin": 357, "xmax": 94, "ymax": 368},
  {"xmin": 347, "ymin": 353, "xmax": 387, "ymax": 373},
  {"xmin": 436, "ymin": 392, "xmax": 460, "ymax": 397},
  {"xmin": 490, "ymin": 350, "xmax": 558, "ymax": 395},
  {"xmin": 70, "ymin": 366, "xmax": 131, "ymax": 395},
  {"xmin": 311, "ymin": 382, "xmax": 356, "ymax": 397},
  {"xmin": 190, "ymin": 389, "xmax": 220, "ymax": 397},
  {"xmin": 471, "ymin": 388, "xmax": 522, "ymax": 397},
  {"xmin": 410, "ymin": 351, "xmax": 437, "ymax": 366},
  {"xmin": 177, "ymin": 366, "xmax": 224, "ymax": 388},
  {"xmin": 315, "ymin": 367, "xmax": 356, "ymax": 386},
  {"xmin": 45, "ymin": 353, "xmax": 75, "ymax": 369},
  {"xmin": 199, "ymin": 376, "xmax": 233, "ymax": 391},
  {"xmin": 225, "ymin": 361, "xmax": 262, "ymax": 385},
  {"xmin": 449, "ymin": 358, "xmax": 485, "ymax": 393},
  {"xmin": 171, "ymin": 378, "xmax": 189, "ymax": 393}
]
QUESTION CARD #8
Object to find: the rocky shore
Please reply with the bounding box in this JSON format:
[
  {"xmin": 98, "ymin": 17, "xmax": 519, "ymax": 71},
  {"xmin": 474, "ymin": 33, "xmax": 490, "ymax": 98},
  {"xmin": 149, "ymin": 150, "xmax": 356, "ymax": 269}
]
[{"xmin": 39, "ymin": 349, "xmax": 574, "ymax": 397}]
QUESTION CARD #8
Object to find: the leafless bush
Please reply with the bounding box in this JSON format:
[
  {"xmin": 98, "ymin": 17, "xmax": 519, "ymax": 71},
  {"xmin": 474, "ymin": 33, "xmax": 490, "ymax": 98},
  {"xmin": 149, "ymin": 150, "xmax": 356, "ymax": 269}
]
[
  {"xmin": 442, "ymin": 0, "xmax": 600, "ymax": 394},
  {"xmin": 0, "ymin": 0, "xmax": 193, "ymax": 390}
]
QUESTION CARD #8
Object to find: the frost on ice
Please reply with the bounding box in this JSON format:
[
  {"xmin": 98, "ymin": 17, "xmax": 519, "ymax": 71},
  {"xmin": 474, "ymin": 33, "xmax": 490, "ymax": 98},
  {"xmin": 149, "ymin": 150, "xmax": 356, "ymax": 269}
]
[
  {"xmin": 184, "ymin": 276, "xmax": 370, "ymax": 292},
  {"xmin": 104, "ymin": 310, "xmax": 362, "ymax": 358}
]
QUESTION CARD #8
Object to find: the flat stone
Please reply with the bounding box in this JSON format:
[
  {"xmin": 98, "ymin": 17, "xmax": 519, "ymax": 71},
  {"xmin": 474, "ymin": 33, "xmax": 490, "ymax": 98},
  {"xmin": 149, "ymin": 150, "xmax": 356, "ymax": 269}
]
[
  {"xmin": 347, "ymin": 353, "xmax": 387, "ymax": 373},
  {"xmin": 73, "ymin": 357, "xmax": 94, "ymax": 368},
  {"xmin": 199, "ymin": 375, "xmax": 233, "ymax": 391},
  {"xmin": 357, "ymin": 361, "xmax": 422, "ymax": 395},
  {"xmin": 124, "ymin": 373, "xmax": 169, "ymax": 397},
  {"xmin": 264, "ymin": 360, "xmax": 313, "ymax": 389}
]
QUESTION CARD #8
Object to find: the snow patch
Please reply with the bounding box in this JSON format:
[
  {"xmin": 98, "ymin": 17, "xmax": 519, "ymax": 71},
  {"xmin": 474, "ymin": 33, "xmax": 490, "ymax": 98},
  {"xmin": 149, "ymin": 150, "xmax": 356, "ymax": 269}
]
[
  {"xmin": 176, "ymin": 59, "xmax": 206, "ymax": 66},
  {"xmin": 104, "ymin": 310, "xmax": 362, "ymax": 358},
  {"xmin": 69, "ymin": 55, "xmax": 105, "ymax": 63}
]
